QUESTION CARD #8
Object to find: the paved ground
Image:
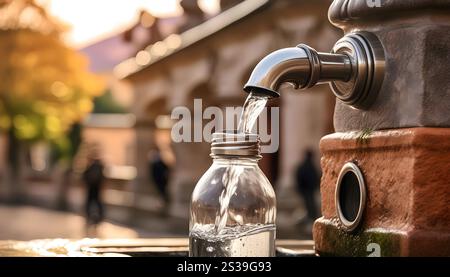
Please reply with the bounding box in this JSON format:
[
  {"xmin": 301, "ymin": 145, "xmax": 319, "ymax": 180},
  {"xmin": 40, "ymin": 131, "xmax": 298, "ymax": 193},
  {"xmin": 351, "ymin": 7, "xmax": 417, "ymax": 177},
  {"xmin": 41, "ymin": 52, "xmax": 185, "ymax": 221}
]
[
  {"xmin": 0, "ymin": 204, "xmax": 312, "ymax": 242},
  {"xmin": 0, "ymin": 205, "xmax": 151, "ymax": 241}
]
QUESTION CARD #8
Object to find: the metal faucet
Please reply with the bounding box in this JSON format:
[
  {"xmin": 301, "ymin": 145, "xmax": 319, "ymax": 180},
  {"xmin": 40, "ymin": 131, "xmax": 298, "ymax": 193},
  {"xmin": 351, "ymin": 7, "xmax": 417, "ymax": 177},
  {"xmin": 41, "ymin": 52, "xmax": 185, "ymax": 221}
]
[{"xmin": 244, "ymin": 32, "xmax": 385, "ymax": 109}]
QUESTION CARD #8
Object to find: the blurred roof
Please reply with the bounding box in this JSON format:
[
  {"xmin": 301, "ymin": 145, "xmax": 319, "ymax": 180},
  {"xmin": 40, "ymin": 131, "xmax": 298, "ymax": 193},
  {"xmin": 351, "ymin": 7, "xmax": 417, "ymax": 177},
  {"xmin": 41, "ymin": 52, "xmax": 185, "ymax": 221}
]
[
  {"xmin": 80, "ymin": 16, "xmax": 181, "ymax": 73},
  {"xmin": 115, "ymin": 0, "xmax": 271, "ymax": 80}
]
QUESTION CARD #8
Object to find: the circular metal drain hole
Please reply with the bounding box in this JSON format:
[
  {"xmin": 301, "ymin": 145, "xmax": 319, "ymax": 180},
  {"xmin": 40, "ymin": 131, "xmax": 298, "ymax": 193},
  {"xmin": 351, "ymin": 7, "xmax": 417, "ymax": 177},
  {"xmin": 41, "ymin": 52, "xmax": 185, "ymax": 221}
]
[{"xmin": 335, "ymin": 162, "xmax": 366, "ymax": 232}]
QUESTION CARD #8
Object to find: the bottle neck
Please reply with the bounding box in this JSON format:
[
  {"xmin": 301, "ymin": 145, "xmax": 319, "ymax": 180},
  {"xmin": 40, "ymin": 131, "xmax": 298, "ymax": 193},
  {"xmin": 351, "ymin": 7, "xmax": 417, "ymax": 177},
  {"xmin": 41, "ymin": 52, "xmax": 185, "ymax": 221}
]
[
  {"xmin": 211, "ymin": 155, "xmax": 260, "ymax": 165},
  {"xmin": 210, "ymin": 132, "xmax": 262, "ymax": 160}
]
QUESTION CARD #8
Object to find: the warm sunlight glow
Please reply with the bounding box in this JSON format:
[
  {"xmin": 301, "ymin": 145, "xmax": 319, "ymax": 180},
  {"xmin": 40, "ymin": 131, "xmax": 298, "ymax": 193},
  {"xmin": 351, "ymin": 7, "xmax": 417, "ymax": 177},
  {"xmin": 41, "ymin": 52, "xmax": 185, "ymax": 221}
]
[
  {"xmin": 199, "ymin": 0, "xmax": 221, "ymax": 15},
  {"xmin": 45, "ymin": 0, "xmax": 220, "ymax": 48}
]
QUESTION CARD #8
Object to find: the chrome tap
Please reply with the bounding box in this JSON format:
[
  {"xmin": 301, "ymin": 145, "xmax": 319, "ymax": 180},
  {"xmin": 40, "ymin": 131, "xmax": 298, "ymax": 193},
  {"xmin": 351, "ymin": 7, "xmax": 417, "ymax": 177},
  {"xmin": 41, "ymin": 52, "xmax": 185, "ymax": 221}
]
[{"xmin": 244, "ymin": 32, "xmax": 385, "ymax": 109}]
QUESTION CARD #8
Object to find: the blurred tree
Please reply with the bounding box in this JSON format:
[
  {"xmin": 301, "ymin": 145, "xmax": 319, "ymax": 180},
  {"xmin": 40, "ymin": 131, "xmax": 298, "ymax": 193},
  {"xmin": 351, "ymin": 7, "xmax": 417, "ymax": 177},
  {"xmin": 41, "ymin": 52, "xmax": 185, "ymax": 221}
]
[
  {"xmin": 0, "ymin": 0, "xmax": 104, "ymax": 202},
  {"xmin": 0, "ymin": 29, "xmax": 104, "ymax": 143}
]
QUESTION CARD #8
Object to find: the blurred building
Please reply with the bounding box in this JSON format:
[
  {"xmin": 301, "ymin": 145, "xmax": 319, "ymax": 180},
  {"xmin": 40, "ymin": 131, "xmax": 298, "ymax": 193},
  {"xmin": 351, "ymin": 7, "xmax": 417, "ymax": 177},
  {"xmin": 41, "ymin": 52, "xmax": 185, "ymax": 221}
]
[
  {"xmin": 116, "ymin": 0, "xmax": 341, "ymax": 217},
  {"xmin": 78, "ymin": 11, "xmax": 183, "ymax": 183}
]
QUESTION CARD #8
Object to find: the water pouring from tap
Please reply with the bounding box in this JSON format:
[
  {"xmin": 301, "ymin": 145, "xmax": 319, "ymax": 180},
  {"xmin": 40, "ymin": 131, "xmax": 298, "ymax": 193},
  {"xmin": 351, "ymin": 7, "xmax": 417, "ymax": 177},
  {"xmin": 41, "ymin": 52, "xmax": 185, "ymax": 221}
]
[{"xmin": 237, "ymin": 92, "xmax": 269, "ymax": 133}]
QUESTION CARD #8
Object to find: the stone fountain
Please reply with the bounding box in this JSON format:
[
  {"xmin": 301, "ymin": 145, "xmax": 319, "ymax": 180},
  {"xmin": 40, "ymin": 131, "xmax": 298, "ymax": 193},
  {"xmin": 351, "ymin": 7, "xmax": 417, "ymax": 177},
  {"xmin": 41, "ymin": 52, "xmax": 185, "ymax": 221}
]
[{"xmin": 243, "ymin": 0, "xmax": 450, "ymax": 256}]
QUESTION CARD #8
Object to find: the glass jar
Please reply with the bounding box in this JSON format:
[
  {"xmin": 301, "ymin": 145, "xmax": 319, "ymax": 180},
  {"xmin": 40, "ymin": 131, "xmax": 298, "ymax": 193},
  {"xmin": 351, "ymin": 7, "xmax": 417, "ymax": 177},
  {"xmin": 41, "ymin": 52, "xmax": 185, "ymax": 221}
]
[{"xmin": 189, "ymin": 132, "xmax": 276, "ymax": 257}]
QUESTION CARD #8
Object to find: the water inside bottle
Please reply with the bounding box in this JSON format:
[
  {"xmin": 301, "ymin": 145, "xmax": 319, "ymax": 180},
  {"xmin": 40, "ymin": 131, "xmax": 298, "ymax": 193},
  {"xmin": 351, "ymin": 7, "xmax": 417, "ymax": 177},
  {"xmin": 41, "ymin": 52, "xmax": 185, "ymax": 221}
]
[{"xmin": 190, "ymin": 223, "xmax": 276, "ymax": 257}]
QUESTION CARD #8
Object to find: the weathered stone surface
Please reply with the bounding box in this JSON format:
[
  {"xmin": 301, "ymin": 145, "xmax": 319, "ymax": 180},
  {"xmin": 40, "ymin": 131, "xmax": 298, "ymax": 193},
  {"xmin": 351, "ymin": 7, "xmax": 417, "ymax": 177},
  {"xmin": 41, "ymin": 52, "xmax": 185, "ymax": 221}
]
[
  {"xmin": 314, "ymin": 218, "xmax": 404, "ymax": 257},
  {"xmin": 313, "ymin": 128, "xmax": 450, "ymax": 256},
  {"xmin": 328, "ymin": 0, "xmax": 450, "ymax": 131},
  {"xmin": 329, "ymin": 0, "xmax": 450, "ymax": 30}
]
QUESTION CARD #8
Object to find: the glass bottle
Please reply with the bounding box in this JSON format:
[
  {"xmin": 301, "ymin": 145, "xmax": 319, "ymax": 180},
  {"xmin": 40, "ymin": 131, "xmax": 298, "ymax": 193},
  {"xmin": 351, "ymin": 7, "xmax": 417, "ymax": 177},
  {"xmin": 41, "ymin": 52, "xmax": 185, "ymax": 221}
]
[{"xmin": 189, "ymin": 131, "xmax": 276, "ymax": 257}]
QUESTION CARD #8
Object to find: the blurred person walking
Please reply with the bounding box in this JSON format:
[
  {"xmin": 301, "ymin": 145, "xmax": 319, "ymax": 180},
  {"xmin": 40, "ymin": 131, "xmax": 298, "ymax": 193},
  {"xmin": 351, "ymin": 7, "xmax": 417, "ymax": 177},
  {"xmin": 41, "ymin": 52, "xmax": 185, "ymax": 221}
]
[
  {"xmin": 148, "ymin": 149, "xmax": 171, "ymax": 208},
  {"xmin": 295, "ymin": 149, "xmax": 320, "ymax": 228},
  {"xmin": 82, "ymin": 149, "xmax": 105, "ymax": 229}
]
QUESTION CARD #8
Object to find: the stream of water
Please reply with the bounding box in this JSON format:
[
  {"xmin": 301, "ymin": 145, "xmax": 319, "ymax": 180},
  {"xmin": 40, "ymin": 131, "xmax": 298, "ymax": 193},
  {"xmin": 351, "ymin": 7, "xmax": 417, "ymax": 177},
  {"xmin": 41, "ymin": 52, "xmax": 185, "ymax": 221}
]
[
  {"xmin": 215, "ymin": 92, "xmax": 269, "ymax": 234},
  {"xmin": 238, "ymin": 92, "xmax": 269, "ymax": 133}
]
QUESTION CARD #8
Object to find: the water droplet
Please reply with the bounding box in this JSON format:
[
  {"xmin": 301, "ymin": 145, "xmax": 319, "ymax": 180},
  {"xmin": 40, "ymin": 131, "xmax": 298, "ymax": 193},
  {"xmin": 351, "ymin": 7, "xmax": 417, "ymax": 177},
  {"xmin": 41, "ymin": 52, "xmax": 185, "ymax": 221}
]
[{"xmin": 206, "ymin": 246, "xmax": 214, "ymax": 252}]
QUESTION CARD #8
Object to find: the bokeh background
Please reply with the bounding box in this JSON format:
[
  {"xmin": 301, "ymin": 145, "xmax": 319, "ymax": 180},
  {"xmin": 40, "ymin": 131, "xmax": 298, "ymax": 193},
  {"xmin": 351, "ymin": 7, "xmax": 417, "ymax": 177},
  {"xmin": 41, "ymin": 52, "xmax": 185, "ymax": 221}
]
[{"xmin": 0, "ymin": 0, "xmax": 341, "ymax": 241}]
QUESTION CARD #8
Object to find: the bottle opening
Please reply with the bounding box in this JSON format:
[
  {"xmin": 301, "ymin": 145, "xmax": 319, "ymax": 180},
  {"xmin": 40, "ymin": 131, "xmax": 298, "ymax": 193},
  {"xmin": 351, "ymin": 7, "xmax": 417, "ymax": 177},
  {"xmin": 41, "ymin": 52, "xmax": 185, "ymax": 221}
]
[{"xmin": 210, "ymin": 130, "xmax": 261, "ymax": 158}]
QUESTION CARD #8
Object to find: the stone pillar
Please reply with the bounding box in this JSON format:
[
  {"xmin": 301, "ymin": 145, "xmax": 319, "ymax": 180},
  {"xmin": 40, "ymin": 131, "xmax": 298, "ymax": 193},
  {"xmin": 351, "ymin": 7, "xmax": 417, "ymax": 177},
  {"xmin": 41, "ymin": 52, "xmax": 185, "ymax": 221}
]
[
  {"xmin": 313, "ymin": 0, "xmax": 450, "ymax": 256},
  {"xmin": 133, "ymin": 121, "xmax": 155, "ymax": 194},
  {"xmin": 169, "ymin": 140, "xmax": 211, "ymax": 218}
]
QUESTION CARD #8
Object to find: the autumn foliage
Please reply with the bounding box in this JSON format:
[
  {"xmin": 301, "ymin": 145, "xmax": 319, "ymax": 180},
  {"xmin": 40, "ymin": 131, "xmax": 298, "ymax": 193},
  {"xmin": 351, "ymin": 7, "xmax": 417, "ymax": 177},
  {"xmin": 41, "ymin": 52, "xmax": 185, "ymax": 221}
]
[{"xmin": 0, "ymin": 0, "xmax": 104, "ymax": 146}]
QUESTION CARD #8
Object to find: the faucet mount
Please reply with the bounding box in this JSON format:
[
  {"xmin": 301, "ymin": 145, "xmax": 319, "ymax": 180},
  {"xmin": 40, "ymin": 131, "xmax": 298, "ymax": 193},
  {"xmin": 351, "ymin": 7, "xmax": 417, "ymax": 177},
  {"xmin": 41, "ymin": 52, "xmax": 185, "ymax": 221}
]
[{"xmin": 244, "ymin": 32, "xmax": 385, "ymax": 109}]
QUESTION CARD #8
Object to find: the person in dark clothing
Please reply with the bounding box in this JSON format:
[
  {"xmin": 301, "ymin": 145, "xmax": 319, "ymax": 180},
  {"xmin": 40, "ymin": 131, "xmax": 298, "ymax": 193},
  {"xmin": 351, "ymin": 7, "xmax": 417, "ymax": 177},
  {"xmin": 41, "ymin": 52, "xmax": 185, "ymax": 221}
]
[
  {"xmin": 149, "ymin": 150, "xmax": 170, "ymax": 204},
  {"xmin": 82, "ymin": 154, "xmax": 105, "ymax": 226},
  {"xmin": 295, "ymin": 149, "xmax": 320, "ymax": 222}
]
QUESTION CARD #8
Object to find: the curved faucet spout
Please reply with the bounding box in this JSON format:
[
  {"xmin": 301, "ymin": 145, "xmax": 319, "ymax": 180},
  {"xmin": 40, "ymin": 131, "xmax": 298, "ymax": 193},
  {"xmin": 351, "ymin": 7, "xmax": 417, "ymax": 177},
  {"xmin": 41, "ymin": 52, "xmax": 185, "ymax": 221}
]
[
  {"xmin": 243, "ymin": 32, "xmax": 386, "ymax": 109},
  {"xmin": 244, "ymin": 45, "xmax": 352, "ymax": 98}
]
